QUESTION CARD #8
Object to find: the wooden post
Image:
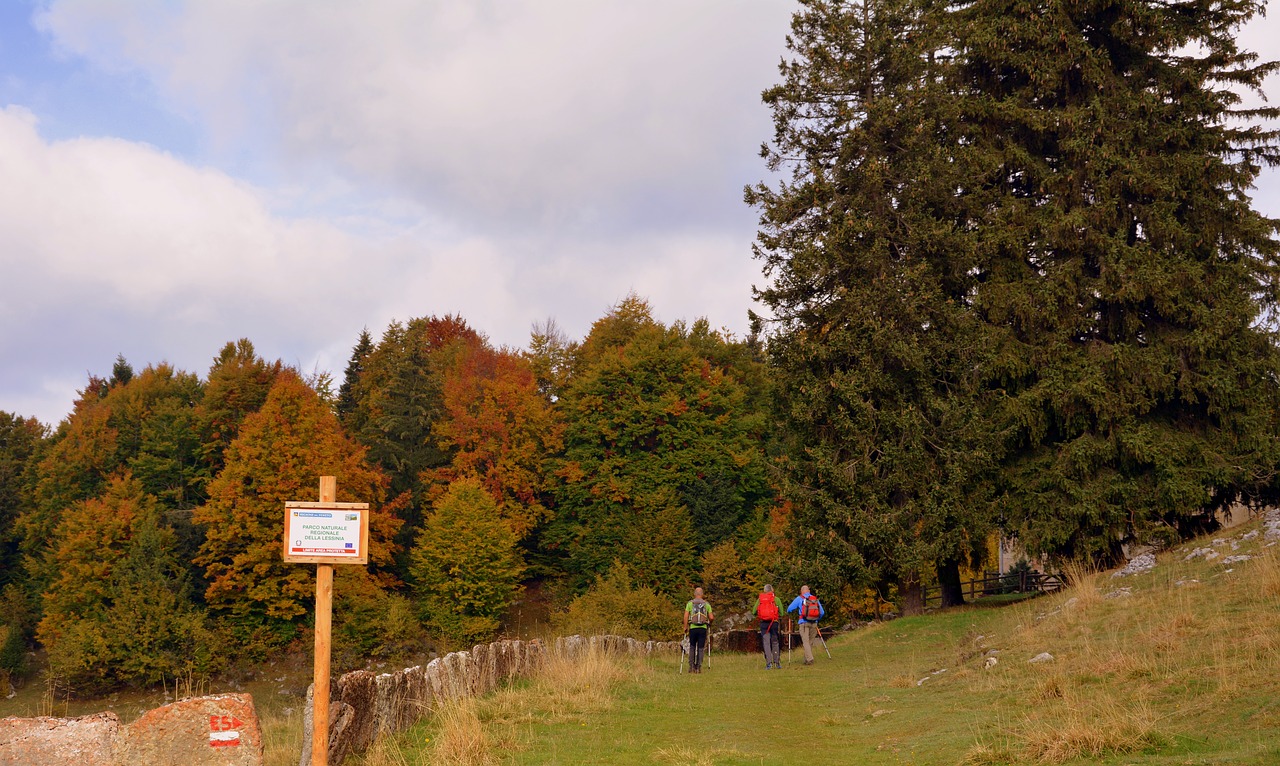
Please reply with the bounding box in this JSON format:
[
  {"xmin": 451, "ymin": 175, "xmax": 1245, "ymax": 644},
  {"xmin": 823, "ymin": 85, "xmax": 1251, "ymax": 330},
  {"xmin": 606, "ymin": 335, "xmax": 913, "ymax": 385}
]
[{"xmin": 312, "ymin": 476, "xmax": 336, "ymax": 766}]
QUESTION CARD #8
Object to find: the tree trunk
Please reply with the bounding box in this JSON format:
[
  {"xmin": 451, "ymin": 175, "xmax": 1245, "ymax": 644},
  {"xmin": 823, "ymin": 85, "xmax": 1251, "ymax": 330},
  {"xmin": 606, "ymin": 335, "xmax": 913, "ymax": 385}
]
[
  {"xmin": 938, "ymin": 559, "xmax": 965, "ymax": 608},
  {"xmin": 899, "ymin": 573, "xmax": 923, "ymax": 616}
]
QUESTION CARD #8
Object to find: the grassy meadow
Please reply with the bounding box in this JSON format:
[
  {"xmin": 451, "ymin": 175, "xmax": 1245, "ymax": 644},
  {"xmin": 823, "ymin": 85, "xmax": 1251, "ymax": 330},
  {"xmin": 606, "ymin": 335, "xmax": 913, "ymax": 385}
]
[
  {"xmin": 351, "ymin": 518, "xmax": 1280, "ymax": 765},
  {"xmin": 6, "ymin": 515, "xmax": 1280, "ymax": 765}
]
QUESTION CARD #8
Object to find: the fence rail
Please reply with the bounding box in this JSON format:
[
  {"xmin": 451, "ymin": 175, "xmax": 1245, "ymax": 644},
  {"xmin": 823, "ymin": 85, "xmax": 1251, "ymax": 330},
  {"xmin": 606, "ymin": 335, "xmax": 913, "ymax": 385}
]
[{"xmin": 922, "ymin": 570, "xmax": 1065, "ymax": 608}]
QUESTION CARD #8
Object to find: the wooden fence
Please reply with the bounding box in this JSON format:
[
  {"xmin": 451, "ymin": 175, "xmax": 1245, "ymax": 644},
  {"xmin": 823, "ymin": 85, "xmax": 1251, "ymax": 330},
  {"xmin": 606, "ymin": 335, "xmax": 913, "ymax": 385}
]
[{"xmin": 922, "ymin": 570, "xmax": 1066, "ymax": 608}]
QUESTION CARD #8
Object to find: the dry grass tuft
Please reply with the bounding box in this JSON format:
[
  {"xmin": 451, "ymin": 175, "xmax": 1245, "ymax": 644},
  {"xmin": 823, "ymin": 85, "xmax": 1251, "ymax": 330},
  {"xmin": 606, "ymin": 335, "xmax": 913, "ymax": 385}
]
[
  {"xmin": 1249, "ymin": 546, "xmax": 1280, "ymax": 600},
  {"xmin": 1031, "ymin": 674, "xmax": 1065, "ymax": 702},
  {"xmin": 1018, "ymin": 698, "xmax": 1162, "ymax": 763},
  {"xmin": 429, "ymin": 696, "xmax": 497, "ymax": 766},
  {"xmin": 1061, "ymin": 560, "xmax": 1102, "ymax": 610},
  {"xmin": 652, "ymin": 745, "xmax": 751, "ymax": 765}
]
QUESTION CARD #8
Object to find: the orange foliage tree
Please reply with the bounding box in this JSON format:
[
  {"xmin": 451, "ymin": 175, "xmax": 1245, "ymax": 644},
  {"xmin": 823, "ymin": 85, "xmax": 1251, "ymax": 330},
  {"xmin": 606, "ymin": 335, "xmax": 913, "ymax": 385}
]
[
  {"xmin": 425, "ymin": 338, "xmax": 563, "ymax": 540},
  {"xmin": 194, "ymin": 370, "xmax": 404, "ymax": 651}
]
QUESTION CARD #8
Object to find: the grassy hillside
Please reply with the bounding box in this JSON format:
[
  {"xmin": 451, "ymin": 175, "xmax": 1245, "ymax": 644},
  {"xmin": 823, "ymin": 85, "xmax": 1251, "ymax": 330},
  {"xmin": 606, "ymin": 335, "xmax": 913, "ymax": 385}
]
[{"xmin": 359, "ymin": 513, "xmax": 1280, "ymax": 765}]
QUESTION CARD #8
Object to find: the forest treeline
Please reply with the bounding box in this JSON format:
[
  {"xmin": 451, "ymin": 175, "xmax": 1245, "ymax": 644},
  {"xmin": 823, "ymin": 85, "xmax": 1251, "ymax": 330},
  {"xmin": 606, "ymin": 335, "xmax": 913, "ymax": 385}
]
[
  {"xmin": 0, "ymin": 302, "xmax": 793, "ymax": 693},
  {"xmin": 4, "ymin": 0, "xmax": 1280, "ymax": 694}
]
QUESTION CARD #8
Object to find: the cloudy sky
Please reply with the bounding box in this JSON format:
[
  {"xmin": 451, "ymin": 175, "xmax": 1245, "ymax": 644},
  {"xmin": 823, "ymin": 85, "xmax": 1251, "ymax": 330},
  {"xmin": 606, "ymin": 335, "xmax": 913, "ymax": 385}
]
[{"xmin": 1, "ymin": 1, "xmax": 1278, "ymax": 426}]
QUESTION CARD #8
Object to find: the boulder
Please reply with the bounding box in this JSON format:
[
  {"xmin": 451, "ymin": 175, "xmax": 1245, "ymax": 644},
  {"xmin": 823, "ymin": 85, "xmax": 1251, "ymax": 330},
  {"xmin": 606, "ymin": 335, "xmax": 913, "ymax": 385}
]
[
  {"xmin": 117, "ymin": 693, "xmax": 262, "ymax": 766},
  {"xmin": 0, "ymin": 712, "xmax": 120, "ymax": 766}
]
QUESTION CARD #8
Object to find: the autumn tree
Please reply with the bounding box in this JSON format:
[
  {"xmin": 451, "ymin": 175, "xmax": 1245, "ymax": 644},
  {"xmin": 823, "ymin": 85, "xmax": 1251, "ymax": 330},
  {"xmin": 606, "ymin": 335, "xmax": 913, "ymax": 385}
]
[
  {"xmin": 410, "ymin": 478, "xmax": 524, "ymax": 647},
  {"xmin": 194, "ymin": 369, "xmax": 403, "ymax": 652},
  {"xmin": 37, "ymin": 473, "xmax": 212, "ymax": 692},
  {"xmin": 18, "ymin": 364, "xmax": 207, "ymax": 590},
  {"xmin": 424, "ymin": 337, "xmax": 563, "ymax": 541}
]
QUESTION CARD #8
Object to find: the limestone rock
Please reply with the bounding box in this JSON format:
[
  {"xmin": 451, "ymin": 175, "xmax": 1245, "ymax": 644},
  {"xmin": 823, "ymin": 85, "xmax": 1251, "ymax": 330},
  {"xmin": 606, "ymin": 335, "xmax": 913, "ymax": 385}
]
[
  {"xmin": 117, "ymin": 693, "xmax": 262, "ymax": 766},
  {"xmin": 0, "ymin": 712, "xmax": 119, "ymax": 766}
]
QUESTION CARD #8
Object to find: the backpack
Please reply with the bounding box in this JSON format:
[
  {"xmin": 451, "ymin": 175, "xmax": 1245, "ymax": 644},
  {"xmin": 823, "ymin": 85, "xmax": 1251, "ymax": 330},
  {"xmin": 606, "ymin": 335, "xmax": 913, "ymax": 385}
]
[
  {"xmin": 690, "ymin": 601, "xmax": 709, "ymax": 626},
  {"xmin": 801, "ymin": 594, "xmax": 821, "ymax": 622},
  {"xmin": 757, "ymin": 592, "xmax": 779, "ymax": 621}
]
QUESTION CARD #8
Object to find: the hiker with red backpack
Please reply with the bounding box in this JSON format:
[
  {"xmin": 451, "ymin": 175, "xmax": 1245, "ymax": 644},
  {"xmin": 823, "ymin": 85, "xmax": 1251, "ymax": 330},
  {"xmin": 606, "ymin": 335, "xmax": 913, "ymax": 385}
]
[
  {"xmin": 785, "ymin": 585, "xmax": 825, "ymax": 665},
  {"xmin": 682, "ymin": 587, "xmax": 714, "ymax": 674},
  {"xmin": 754, "ymin": 584, "xmax": 782, "ymax": 669}
]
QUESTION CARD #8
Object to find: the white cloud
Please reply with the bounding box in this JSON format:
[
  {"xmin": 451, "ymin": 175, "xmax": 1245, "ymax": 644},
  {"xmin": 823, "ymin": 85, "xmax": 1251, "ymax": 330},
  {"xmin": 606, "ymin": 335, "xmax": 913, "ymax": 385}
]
[{"xmin": 35, "ymin": 0, "xmax": 789, "ymax": 231}]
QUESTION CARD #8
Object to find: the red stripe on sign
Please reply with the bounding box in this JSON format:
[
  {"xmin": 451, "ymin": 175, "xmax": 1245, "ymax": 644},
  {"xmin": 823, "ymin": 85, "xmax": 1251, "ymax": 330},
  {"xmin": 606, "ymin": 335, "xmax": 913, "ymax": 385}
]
[{"xmin": 210, "ymin": 740, "xmax": 241, "ymax": 747}]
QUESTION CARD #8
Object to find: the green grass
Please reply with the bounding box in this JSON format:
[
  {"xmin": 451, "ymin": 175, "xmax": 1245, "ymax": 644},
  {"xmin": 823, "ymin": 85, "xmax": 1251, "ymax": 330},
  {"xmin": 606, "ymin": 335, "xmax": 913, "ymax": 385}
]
[
  {"xmin": 9, "ymin": 516, "xmax": 1280, "ymax": 766},
  {"xmin": 362, "ymin": 518, "xmax": 1280, "ymax": 765}
]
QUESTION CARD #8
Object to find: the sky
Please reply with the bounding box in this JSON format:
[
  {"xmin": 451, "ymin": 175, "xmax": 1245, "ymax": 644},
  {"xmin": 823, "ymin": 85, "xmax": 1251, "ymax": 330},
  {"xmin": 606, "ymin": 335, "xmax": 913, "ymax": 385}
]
[{"xmin": 1, "ymin": 1, "xmax": 1278, "ymax": 427}]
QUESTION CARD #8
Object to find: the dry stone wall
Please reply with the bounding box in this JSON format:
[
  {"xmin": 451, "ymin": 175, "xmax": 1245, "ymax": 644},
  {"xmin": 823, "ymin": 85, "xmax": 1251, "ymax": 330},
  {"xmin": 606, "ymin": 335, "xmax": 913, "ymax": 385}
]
[{"xmin": 306, "ymin": 635, "xmax": 678, "ymax": 765}]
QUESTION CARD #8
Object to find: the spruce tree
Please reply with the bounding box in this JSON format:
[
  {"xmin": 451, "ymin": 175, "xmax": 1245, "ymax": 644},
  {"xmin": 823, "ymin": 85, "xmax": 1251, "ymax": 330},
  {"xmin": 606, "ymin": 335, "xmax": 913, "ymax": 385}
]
[
  {"xmin": 748, "ymin": 0, "xmax": 1001, "ymax": 607},
  {"xmin": 952, "ymin": 0, "xmax": 1280, "ymax": 560},
  {"xmin": 752, "ymin": 0, "xmax": 1280, "ymax": 587}
]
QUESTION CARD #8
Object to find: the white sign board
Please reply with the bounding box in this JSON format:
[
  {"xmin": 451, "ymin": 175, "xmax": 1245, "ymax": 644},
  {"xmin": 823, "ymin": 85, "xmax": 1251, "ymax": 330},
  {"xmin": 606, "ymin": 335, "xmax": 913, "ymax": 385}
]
[{"xmin": 282, "ymin": 502, "xmax": 369, "ymax": 564}]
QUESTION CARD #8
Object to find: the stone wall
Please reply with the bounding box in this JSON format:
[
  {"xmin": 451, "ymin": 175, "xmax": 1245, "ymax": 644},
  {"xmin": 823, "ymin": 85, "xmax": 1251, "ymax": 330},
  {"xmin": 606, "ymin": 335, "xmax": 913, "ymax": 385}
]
[{"xmin": 305, "ymin": 635, "xmax": 679, "ymax": 765}]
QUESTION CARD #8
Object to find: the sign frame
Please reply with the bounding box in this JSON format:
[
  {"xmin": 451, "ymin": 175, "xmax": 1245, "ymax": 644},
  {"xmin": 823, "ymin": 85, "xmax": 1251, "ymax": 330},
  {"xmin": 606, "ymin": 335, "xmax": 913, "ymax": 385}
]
[{"xmin": 282, "ymin": 501, "xmax": 370, "ymax": 565}]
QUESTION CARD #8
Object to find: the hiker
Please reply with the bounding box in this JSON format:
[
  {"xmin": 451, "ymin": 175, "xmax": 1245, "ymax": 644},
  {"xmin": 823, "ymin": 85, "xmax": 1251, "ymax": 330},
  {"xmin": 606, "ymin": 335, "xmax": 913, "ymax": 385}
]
[
  {"xmin": 754, "ymin": 584, "xmax": 782, "ymax": 669},
  {"xmin": 683, "ymin": 586, "xmax": 714, "ymax": 674},
  {"xmin": 786, "ymin": 585, "xmax": 824, "ymax": 665}
]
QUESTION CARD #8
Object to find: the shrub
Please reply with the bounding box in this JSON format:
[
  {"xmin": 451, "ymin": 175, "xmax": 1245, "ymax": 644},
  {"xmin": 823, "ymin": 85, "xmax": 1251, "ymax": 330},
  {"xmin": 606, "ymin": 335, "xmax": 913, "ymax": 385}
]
[{"xmin": 555, "ymin": 562, "xmax": 680, "ymax": 641}]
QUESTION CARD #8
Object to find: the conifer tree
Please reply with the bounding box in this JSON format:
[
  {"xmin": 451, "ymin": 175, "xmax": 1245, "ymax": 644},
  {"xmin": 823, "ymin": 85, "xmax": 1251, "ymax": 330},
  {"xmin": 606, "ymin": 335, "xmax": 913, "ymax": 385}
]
[
  {"xmin": 751, "ymin": 0, "xmax": 1280, "ymax": 590},
  {"xmin": 952, "ymin": 0, "xmax": 1280, "ymax": 560},
  {"xmin": 749, "ymin": 0, "xmax": 1000, "ymax": 607}
]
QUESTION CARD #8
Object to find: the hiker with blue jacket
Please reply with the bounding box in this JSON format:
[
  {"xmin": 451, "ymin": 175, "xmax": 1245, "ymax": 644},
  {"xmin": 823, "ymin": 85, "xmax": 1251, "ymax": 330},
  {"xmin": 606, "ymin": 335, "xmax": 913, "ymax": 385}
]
[
  {"xmin": 786, "ymin": 585, "xmax": 824, "ymax": 665},
  {"xmin": 683, "ymin": 587, "xmax": 714, "ymax": 674}
]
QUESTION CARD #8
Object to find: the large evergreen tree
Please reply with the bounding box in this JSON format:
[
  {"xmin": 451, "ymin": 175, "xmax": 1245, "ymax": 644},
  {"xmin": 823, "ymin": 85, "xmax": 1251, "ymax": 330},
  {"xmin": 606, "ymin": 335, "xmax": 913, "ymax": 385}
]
[
  {"xmin": 953, "ymin": 0, "xmax": 1280, "ymax": 560},
  {"xmin": 748, "ymin": 0, "xmax": 1001, "ymax": 608},
  {"xmin": 751, "ymin": 0, "xmax": 1280, "ymax": 599}
]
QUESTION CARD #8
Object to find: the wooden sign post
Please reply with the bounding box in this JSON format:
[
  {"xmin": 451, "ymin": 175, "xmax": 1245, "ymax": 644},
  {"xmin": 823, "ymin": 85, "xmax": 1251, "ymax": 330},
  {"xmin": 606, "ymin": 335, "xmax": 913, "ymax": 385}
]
[{"xmin": 283, "ymin": 476, "xmax": 369, "ymax": 766}]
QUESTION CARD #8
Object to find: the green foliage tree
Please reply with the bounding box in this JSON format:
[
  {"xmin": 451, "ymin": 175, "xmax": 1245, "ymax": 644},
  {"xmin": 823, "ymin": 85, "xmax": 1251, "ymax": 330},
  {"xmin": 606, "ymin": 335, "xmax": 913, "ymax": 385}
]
[
  {"xmin": 547, "ymin": 296, "xmax": 772, "ymax": 597},
  {"xmin": 410, "ymin": 478, "xmax": 524, "ymax": 647},
  {"xmin": 37, "ymin": 473, "xmax": 213, "ymax": 692},
  {"xmin": 553, "ymin": 561, "xmax": 680, "ymax": 642},
  {"xmin": 0, "ymin": 412, "xmax": 46, "ymax": 587},
  {"xmin": 194, "ymin": 369, "xmax": 403, "ymax": 653}
]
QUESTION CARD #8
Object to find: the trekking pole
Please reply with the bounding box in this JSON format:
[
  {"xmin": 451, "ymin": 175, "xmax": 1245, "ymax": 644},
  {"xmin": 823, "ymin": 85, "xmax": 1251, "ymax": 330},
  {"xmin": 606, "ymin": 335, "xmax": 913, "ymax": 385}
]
[
  {"xmin": 815, "ymin": 624, "xmax": 833, "ymax": 659},
  {"xmin": 706, "ymin": 631, "xmax": 712, "ymax": 670},
  {"xmin": 679, "ymin": 632, "xmax": 687, "ymax": 674}
]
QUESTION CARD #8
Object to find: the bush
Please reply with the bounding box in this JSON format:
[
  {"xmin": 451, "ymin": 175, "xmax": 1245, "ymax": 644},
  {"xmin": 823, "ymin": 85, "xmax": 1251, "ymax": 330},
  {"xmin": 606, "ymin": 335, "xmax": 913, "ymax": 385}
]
[{"xmin": 555, "ymin": 562, "xmax": 681, "ymax": 641}]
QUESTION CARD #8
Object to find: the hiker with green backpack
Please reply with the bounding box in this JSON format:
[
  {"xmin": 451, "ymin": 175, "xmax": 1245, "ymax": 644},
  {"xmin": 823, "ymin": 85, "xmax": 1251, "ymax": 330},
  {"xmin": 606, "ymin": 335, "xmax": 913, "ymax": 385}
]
[
  {"xmin": 754, "ymin": 584, "xmax": 782, "ymax": 669},
  {"xmin": 683, "ymin": 587, "xmax": 714, "ymax": 674},
  {"xmin": 785, "ymin": 585, "xmax": 825, "ymax": 665}
]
